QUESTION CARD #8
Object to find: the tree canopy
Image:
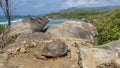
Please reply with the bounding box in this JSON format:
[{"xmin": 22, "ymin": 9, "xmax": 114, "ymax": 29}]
[{"xmin": 85, "ymin": 8, "xmax": 120, "ymax": 45}]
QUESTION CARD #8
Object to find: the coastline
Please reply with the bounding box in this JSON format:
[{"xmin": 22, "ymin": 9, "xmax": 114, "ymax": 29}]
[{"xmin": 0, "ymin": 16, "xmax": 83, "ymax": 28}]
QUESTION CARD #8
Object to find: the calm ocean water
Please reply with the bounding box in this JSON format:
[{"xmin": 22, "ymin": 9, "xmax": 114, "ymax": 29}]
[
  {"xmin": 0, "ymin": 16, "xmax": 82, "ymax": 28},
  {"xmin": 0, "ymin": 16, "xmax": 26, "ymax": 27}
]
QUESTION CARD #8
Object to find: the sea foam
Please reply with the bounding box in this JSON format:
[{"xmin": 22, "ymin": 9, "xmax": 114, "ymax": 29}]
[{"xmin": 0, "ymin": 19, "xmax": 22, "ymax": 25}]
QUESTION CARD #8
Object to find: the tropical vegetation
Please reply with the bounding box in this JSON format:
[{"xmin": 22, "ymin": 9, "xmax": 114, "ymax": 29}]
[
  {"xmin": 86, "ymin": 8, "xmax": 120, "ymax": 45},
  {"xmin": 45, "ymin": 10, "xmax": 103, "ymax": 19}
]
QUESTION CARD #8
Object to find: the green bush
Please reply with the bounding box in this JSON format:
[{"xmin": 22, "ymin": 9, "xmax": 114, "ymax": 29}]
[
  {"xmin": 0, "ymin": 24, "xmax": 5, "ymax": 34},
  {"xmin": 92, "ymin": 8, "xmax": 120, "ymax": 45}
]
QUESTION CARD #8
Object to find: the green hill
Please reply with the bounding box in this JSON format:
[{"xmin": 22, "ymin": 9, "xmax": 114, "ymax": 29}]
[{"xmin": 45, "ymin": 10, "xmax": 104, "ymax": 19}]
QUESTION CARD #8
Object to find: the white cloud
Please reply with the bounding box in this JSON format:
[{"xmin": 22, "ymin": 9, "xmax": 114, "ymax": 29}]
[{"xmin": 61, "ymin": 0, "xmax": 120, "ymax": 9}]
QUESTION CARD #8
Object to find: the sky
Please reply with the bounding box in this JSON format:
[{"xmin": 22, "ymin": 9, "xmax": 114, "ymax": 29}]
[{"xmin": 0, "ymin": 0, "xmax": 120, "ymax": 15}]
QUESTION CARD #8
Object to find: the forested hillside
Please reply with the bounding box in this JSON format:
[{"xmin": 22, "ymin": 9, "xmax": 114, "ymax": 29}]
[{"xmin": 45, "ymin": 10, "xmax": 104, "ymax": 19}]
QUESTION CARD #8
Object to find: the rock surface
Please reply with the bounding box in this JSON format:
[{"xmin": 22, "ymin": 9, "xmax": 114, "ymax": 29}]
[
  {"xmin": 79, "ymin": 39, "xmax": 120, "ymax": 68},
  {"xmin": 17, "ymin": 32, "xmax": 50, "ymax": 41},
  {"xmin": 0, "ymin": 53, "xmax": 9, "ymax": 68},
  {"xmin": 46, "ymin": 21, "xmax": 98, "ymax": 41},
  {"xmin": 42, "ymin": 40, "xmax": 68, "ymax": 57},
  {"xmin": 17, "ymin": 21, "xmax": 98, "ymax": 42},
  {"xmin": 9, "ymin": 17, "xmax": 49, "ymax": 36},
  {"xmin": 114, "ymin": 58, "xmax": 120, "ymax": 68}
]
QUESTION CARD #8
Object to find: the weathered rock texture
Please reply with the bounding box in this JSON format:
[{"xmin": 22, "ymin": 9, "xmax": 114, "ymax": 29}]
[
  {"xmin": 42, "ymin": 41, "xmax": 68, "ymax": 57},
  {"xmin": 9, "ymin": 17, "xmax": 49, "ymax": 36},
  {"xmin": 79, "ymin": 39, "xmax": 120, "ymax": 68},
  {"xmin": 17, "ymin": 21, "xmax": 98, "ymax": 42},
  {"xmin": 46, "ymin": 21, "xmax": 97, "ymax": 41}
]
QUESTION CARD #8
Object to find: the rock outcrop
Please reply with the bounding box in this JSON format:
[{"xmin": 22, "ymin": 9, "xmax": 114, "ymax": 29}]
[
  {"xmin": 79, "ymin": 39, "xmax": 120, "ymax": 68},
  {"xmin": 46, "ymin": 21, "xmax": 98, "ymax": 41},
  {"xmin": 17, "ymin": 21, "xmax": 98, "ymax": 42},
  {"xmin": 9, "ymin": 17, "xmax": 50, "ymax": 36}
]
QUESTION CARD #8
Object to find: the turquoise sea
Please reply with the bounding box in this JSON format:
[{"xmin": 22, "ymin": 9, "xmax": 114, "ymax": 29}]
[{"xmin": 0, "ymin": 16, "xmax": 82, "ymax": 28}]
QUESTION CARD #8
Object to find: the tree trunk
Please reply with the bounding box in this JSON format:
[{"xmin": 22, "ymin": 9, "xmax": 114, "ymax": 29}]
[
  {"xmin": 5, "ymin": 0, "xmax": 11, "ymax": 26},
  {"xmin": 7, "ymin": 17, "xmax": 11, "ymax": 26}
]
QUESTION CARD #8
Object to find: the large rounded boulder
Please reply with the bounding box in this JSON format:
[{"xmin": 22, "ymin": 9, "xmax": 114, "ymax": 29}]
[
  {"xmin": 79, "ymin": 39, "xmax": 120, "ymax": 68},
  {"xmin": 9, "ymin": 17, "xmax": 49, "ymax": 36},
  {"xmin": 17, "ymin": 21, "xmax": 98, "ymax": 42},
  {"xmin": 46, "ymin": 21, "xmax": 98, "ymax": 42}
]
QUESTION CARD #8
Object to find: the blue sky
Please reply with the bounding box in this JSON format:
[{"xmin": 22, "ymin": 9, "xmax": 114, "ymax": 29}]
[{"xmin": 0, "ymin": 0, "xmax": 120, "ymax": 15}]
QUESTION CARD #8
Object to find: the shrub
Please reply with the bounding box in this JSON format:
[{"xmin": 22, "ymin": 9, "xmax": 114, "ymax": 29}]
[
  {"xmin": 93, "ymin": 8, "xmax": 120, "ymax": 45},
  {"xmin": 0, "ymin": 24, "xmax": 5, "ymax": 34}
]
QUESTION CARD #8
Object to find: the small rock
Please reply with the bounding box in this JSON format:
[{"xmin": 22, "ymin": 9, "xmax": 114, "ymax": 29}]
[
  {"xmin": 11, "ymin": 50, "xmax": 18, "ymax": 54},
  {"xmin": 77, "ymin": 50, "xmax": 79, "ymax": 53},
  {"xmin": 22, "ymin": 41, "xmax": 27, "ymax": 44},
  {"xmin": 31, "ymin": 42, "xmax": 37, "ymax": 47},
  {"xmin": 7, "ymin": 47, "xmax": 20, "ymax": 55},
  {"xmin": 15, "ymin": 47, "xmax": 21, "ymax": 51},
  {"xmin": 20, "ymin": 48, "xmax": 27, "ymax": 53},
  {"xmin": 34, "ymin": 52, "xmax": 47, "ymax": 60},
  {"xmin": 71, "ymin": 42, "xmax": 78, "ymax": 47},
  {"xmin": 26, "ymin": 42, "xmax": 37, "ymax": 48},
  {"xmin": 26, "ymin": 44, "xmax": 31, "ymax": 47},
  {"xmin": 26, "ymin": 44, "xmax": 34, "ymax": 48},
  {"xmin": 36, "ymin": 55, "xmax": 47, "ymax": 60}
]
